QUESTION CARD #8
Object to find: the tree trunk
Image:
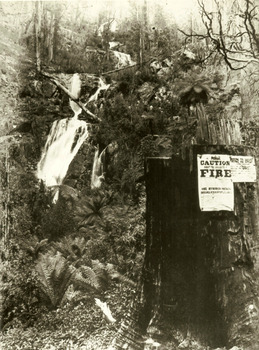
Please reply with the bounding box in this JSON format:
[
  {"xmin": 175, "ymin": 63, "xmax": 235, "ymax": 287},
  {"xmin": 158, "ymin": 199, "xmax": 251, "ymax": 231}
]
[
  {"xmin": 2, "ymin": 148, "xmax": 10, "ymax": 245},
  {"xmin": 139, "ymin": 26, "xmax": 144, "ymax": 67},
  {"xmin": 48, "ymin": 10, "xmax": 54, "ymax": 62},
  {"xmin": 139, "ymin": 0, "xmax": 148, "ymax": 67},
  {"xmin": 142, "ymin": 145, "xmax": 259, "ymax": 349},
  {"xmin": 34, "ymin": 0, "xmax": 42, "ymax": 72}
]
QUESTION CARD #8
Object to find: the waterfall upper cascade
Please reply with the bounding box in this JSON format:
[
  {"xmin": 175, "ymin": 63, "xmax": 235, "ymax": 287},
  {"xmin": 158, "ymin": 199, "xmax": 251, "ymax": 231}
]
[
  {"xmin": 69, "ymin": 73, "xmax": 82, "ymax": 117},
  {"xmin": 112, "ymin": 50, "xmax": 135, "ymax": 69},
  {"xmin": 37, "ymin": 74, "xmax": 89, "ymax": 189},
  {"xmin": 87, "ymin": 77, "xmax": 110, "ymax": 104}
]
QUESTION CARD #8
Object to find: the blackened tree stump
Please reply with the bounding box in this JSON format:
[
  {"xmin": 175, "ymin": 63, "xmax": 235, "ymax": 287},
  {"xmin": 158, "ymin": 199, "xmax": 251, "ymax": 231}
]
[{"xmin": 142, "ymin": 145, "xmax": 259, "ymax": 349}]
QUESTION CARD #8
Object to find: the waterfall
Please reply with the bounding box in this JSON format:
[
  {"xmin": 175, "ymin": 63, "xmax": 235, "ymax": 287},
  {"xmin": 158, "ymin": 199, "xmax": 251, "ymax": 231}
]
[
  {"xmin": 90, "ymin": 142, "xmax": 118, "ymax": 189},
  {"xmin": 37, "ymin": 118, "xmax": 89, "ymax": 187},
  {"xmin": 91, "ymin": 146, "xmax": 106, "ymax": 189},
  {"xmin": 37, "ymin": 74, "xmax": 89, "ymax": 196},
  {"xmin": 37, "ymin": 73, "xmax": 111, "ymax": 200},
  {"xmin": 69, "ymin": 73, "xmax": 82, "ymax": 117},
  {"xmin": 112, "ymin": 50, "xmax": 135, "ymax": 69},
  {"xmin": 87, "ymin": 77, "xmax": 110, "ymax": 104}
]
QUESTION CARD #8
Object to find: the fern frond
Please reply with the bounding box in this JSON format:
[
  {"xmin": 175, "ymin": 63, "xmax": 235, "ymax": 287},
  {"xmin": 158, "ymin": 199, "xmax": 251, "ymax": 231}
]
[
  {"xmin": 35, "ymin": 254, "xmax": 55, "ymax": 305},
  {"xmin": 35, "ymin": 252, "xmax": 75, "ymax": 308},
  {"xmin": 73, "ymin": 265, "xmax": 99, "ymax": 292},
  {"xmin": 51, "ymin": 236, "xmax": 87, "ymax": 265},
  {"xmin": 75, "ymin": 194, "xmax": 108, "ymax": 227},
  {"xmin": 20, "ymin": 236, "xmax": 49, "ymax": 259},
  {"xmin": 106, "ymin": 263, "xmax": 136, "ymax": 287},
  {"xmin": 91, "ymin": 259, "xmax": 111, "ymax": 290},
  {"xmin": 63, "ymin": 285, "xmax": 82, "ymax": 304}
]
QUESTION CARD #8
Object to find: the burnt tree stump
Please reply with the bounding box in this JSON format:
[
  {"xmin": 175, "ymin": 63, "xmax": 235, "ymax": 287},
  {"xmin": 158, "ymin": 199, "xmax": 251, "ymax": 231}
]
[{"xmin": 142, "ymin": 145, "xmax": 259, "ymax": 349}]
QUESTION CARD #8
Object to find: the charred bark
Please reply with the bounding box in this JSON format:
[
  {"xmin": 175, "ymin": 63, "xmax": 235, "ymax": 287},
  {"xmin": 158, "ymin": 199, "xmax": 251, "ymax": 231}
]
[{"xmin": 141, "ymin": 145, "xmax": 259, "ymax": 349}]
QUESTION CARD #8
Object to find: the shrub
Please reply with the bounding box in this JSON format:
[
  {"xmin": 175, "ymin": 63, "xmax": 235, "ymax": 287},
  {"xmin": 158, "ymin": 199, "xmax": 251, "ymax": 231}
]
[
  {"xmin": 1, "ymin": 239, "xmax": 40, "ymax": 329},
  {"xmin": 51, "ymin": 236, "xmax": 90, "ymax": 267}
]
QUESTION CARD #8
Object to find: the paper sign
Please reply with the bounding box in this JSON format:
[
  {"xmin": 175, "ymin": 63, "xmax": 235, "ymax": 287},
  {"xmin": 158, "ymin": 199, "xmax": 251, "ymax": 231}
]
[
  {"xmin": 230, "ymin": 156, "xmax": 256, "ymax": 183},
  {"xmin": 197, "ymin": 154, "xmax": 234, "ymax": 211}
]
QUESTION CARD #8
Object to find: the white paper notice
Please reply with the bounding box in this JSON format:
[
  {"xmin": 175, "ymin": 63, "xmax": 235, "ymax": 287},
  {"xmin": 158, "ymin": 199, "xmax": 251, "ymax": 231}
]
[
  {"xmin": 230, "ymin": 156, "xmax": 256, "ymax": 183},
  {"xmin": 197, "ymin": 154, "xmax": 234, "ymax": 211}
]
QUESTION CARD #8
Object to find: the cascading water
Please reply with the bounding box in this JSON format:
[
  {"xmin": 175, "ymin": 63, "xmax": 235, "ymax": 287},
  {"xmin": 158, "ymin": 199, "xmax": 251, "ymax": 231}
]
[
  {"xmin": 37, "ymin": 118, "xmax": 89, "ymax": 187},
  {"xmin": 37, "ymin": 71, "xmax": 112, "ymax": 200},
  {"xmin": 87, "ymin": 77, "xmax": 110, "ymax": 104},
  {"xmin": 37, "ymin": 74, "xmax": 89, "ymax": 199},
  {"xmin": 112, "ymin": 50, "xmax": 135, "ymax": 69},
  {"xmin": 91, "ymin": 147, "xmax": 104, "ymax": 189},
  {"xmin": 91, "ymin": 146, "xmax": 107, "ymax": 189},
  {"xmin": 90, "ymin": 142, "xmax": 118, "ymax": 189}
]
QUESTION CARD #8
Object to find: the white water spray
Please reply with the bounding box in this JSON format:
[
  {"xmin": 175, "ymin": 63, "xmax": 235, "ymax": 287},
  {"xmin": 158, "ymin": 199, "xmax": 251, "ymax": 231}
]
[
  {"xmin": 37, "ymin": 73, "xmax": 112, "ymax": 200},
  {"xmin": 91, "ymin": 146, "xmax": 106, "ymax": 189},
  {"xmin": 37, "ymin": 118, "xmax": 89, "ymax": 187},
  {"xmin": 69, "ymin": 73, "xmax": 82, "ymax": 117},
  {"xmin": 86, "ymin": 77, "xmax": 110, "ymax": 104},
  {"xmin": 90, "ymin": 142, "xmax": 118, "ymax": 189},
  {"xmin": 37, "ymin": 74, "xmax": 89, "ymax": 191},
  {"xmin": 112, "ymin": 50, "xmax": 135, "ymax": 69}
]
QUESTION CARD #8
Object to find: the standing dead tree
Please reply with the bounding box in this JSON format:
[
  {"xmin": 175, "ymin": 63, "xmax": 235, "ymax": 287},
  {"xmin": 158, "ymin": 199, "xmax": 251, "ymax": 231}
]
[
  {"xmin": 180, "ymin": 0, "xmax": 259, "ymax": 70},
  {"xmin": 34, "ymin": 0, "xmax": 43, "ymax": 72}
]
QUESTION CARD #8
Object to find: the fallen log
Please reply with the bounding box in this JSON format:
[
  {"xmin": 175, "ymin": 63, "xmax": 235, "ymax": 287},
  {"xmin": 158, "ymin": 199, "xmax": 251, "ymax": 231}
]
[{"xmin": 40, "ymin": 71, "xmax": 101, "ymax": 124}]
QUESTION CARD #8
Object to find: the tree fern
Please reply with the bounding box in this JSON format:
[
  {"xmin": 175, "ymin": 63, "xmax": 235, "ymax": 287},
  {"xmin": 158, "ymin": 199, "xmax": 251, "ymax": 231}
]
[
  {"xmin": 177, "ymin": 71, "xmax": 213, "ymax": 112},
  {"xmin": 20, "ymin": 235, "xmax": 49, "ymax": 259},
  {"xmin": 35, "ymin": 252, "xmax": 75, "ymax": 309},
  {"xmin": 75, "ymin": 193, "xmax": 108, "ymax": 227},
  {"xmin": 51, "ymin": 236, "xmax": 89, "ymax": 267}
]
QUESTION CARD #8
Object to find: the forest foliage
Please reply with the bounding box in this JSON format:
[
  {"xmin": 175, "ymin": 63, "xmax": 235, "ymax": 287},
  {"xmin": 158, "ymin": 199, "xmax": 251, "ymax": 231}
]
[{"xmin": 0, "ymin": 1, "xmax": 258, "ymax": 349}]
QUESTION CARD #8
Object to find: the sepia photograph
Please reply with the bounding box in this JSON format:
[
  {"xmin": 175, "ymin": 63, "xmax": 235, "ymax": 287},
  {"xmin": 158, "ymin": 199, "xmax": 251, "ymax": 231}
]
[{"xmin": 0, "ymin": 0, "xmax": 258, "ymax": 349}]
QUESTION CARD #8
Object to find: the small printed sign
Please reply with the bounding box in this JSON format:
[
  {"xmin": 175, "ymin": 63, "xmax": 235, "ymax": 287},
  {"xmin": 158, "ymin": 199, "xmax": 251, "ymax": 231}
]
[
  {"xmin": 230, "ymin": 156, "xmax": 256, "ymax": 183},
  {"xmin": 197, "ymin": 154, "xmax": 234, "ymax": 211}
]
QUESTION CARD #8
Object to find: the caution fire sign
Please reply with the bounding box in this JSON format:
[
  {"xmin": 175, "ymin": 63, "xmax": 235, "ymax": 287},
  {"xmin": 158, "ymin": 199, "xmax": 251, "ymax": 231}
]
[
  {"xmin": 198, "ymin": 154, "xmax": 234, "ymax": 211},
  {"xmin": 197, "ymin": 154, "xmax": 256, "ymax": 211}
]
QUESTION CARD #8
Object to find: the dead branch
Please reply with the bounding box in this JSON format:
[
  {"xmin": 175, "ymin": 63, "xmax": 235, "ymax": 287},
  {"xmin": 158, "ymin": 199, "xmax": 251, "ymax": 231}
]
[
  {"xmin": 178, "ymin": 28, "xmax": 217, "ymax": 64},
  {"xmin": 195, "ymin": 0, "xmax": 259, "ymax": 70},
  {"xmin": 102, "ymin": 55, "xmax": 164, "ymax": 76},
  {"xmin": 102, "ymin": 63, "xmax": 137, "ymax": 76},
  {"xmin": 41, "ymin": 71, "xmax": 101, "ymax": 123}
]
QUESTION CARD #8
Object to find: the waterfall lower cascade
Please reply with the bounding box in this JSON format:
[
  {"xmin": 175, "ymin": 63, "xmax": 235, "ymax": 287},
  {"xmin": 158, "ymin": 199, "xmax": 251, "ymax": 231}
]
[
  {"xmin": 37, "ymin": 74, "xmax": 89, "ymax": 196},
  {"xmin": 91, "ymin": 142, "xmax": 118, "ymax": 189},
  {"xmin": 91, "ymin": 146, "xmax": 106, "ymax": 189},
  {"xmin": 37, "ymin": 118, "xmax": 89, "ymax": 187}
]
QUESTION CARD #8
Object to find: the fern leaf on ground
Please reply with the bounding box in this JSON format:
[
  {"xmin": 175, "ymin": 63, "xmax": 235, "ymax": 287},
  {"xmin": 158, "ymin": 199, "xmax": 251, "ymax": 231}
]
[{"xmin": 73, "ymin": 265, "xmax": 99, "ymax": 293}]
